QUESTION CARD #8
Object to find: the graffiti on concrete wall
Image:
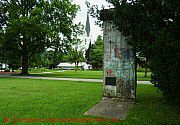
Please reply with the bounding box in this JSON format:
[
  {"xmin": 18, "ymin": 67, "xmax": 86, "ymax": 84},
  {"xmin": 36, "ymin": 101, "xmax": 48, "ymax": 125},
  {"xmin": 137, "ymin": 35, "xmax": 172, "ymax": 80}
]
[{"xmin": 103, "ymin": 21, "xmax": 136, "ymax": 100}]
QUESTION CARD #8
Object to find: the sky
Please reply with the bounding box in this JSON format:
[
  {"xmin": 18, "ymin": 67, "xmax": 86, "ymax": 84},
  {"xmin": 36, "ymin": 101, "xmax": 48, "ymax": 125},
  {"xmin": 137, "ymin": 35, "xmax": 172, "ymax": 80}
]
[{"xmin": 71, "ymin": 0, "xmax": 113, "ymax": 42}]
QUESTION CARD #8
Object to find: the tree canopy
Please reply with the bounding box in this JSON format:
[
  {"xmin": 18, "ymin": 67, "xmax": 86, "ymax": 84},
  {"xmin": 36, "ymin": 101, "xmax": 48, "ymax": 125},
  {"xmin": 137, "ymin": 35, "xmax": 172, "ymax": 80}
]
[
  {"xmin": 0, "ymin": 0, "xmax": 81, "ymax": 74},
  {"xmin": 86, "ymin": 35, "xmax": 104, "ymax": 69},
  {"xmin": 88, "ymin": 0, "xmax": 180, "ymax": 106},
  {"xmin": 65, "ymin": 48, "xmax": 84, "ymax": 68}
]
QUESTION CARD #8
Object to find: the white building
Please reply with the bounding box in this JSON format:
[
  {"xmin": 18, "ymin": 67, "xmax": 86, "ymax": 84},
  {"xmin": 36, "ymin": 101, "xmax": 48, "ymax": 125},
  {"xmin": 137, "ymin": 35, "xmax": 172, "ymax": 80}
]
[
  {"xmin": 0, "ymin": 63, "xmax": 8, "ymax": 69},
  {"xmin": 57, "ymin": 62, "xmax": 92, "ymax": 70}
]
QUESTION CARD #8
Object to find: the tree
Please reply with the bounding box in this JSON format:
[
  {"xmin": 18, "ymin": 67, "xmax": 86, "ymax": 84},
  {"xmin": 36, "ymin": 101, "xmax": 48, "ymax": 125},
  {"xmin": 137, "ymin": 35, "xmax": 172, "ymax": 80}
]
[
  {"xmin": 66, "ymin": 48, "xmax": 84, "ymax": 70},
  {"xmin": 137, "ymin": 53, "xmax": 149, "ymax": 77},
  {"xmin": 88, "ymin": 35, "xmax": 104, "ymax": 69},
  {"xmin": 0, "ymin": 29, "xmax": 21, "ymax": 71},
  {"xmin": 89, "ymin": 0, "xmax": 180, "ymax": 106},
  {"xmin": 85, "ymin": 41, "xmax": 91, "ymax": 63},
  {"xmin": 0, "ymin": 0, "xmax": 80, "ymax": 74},
  {"xmin": 44, "ymin": 50, "xmax": 64, "ymax": 69},
  {"xmin": 29, "ymin": 50, "xmax": 64, "ymax": 69}
]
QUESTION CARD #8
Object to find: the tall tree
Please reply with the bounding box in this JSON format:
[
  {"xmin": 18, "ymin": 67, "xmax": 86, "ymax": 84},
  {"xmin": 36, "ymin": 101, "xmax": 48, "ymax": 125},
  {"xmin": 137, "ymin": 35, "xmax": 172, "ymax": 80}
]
[
  {"xmin": 89, "ymin": 0, "xmax": 180, "ymax": 106},
  {"xmin": 0, "ymin": 0, "xmax": 80, "ymax": 74},
  {"xmin": 66, "ymin": 48, "xmax": 84, "ymax": 69},
  {"xmin": 89, "ymin": 35, "xmax": 104, "ymax": 69}
]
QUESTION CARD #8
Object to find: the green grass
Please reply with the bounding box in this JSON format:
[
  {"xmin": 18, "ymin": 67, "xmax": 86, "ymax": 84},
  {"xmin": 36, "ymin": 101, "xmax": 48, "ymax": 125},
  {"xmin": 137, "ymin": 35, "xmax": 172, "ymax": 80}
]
[
  {"xmin": 137, "ymin": 72, "xmax": 151, "ymax": 81},
  {"xmin": 29, "ymin": 70, "xmax": 103, "ymax": 79},
  {"xmin": 124, "ymin": 84, "xmax": 180, "ymax": 125},
  {"xmin": 0, "ymin": 78, "xmax": 103, "ymax": 125},
  {"xmin": 14, "ymin": 69, "xmax": 151, "ymax": 81},
  {"xmin": 0, "ymin": 78, "xmax": 179, "ymax": 125}
]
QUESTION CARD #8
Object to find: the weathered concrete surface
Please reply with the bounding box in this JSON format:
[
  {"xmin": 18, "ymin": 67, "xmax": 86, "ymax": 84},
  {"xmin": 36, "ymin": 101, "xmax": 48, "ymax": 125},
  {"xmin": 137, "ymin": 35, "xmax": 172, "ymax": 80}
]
[
  {"xmin": 84, "ymin": 97, "xmax": 134, "ymax": 120},
  {"xmin": 103, "ymin": 21, "xmax": 136, "ymax": 100}
]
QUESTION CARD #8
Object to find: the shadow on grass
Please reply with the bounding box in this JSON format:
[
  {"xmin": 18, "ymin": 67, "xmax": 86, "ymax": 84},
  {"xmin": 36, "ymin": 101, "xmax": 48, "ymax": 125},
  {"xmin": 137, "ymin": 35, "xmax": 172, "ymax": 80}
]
[{"xmin": 124, "ymin": 85, "xmax": 180, "ymax": 125}]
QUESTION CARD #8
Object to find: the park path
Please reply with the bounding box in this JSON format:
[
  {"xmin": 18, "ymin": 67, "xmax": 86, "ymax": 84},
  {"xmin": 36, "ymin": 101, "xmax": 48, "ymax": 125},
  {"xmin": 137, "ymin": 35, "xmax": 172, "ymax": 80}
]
[{"xmin": 0, "ymin": 75, "xmax": 151, "ymax": 84}]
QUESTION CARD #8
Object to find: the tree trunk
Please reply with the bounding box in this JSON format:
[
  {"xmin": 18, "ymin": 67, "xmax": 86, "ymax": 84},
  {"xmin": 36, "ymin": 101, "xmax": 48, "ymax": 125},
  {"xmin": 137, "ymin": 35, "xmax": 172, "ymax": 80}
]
[
  {"xmin": 144, "ymin": 60, "xmax": 147, "ymax": 77},
  {"xmin": 12, "ymin": 66, "xmax": 14, "ymax": 74},
  {"xmin": 75, "ymin": 62, "xmax": 79, "ymax": 72},
  {"xmin": 0, "ymin": 62, "xmax": 2, "ymax": 72},
  {"xmin": 134, "ymin": 48, "xmax": 137, "ymax": 102},
  {"xmin": 21, "ymin": 41, "xmax": 29, "ymax": 75}
]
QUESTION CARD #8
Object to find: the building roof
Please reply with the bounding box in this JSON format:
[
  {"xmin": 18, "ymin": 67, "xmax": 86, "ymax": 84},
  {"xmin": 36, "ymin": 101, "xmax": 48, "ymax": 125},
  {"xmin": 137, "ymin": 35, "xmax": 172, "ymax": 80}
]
[{"xmin": 57, "ymin": 62, "xmax": 91, "ymax": 67}]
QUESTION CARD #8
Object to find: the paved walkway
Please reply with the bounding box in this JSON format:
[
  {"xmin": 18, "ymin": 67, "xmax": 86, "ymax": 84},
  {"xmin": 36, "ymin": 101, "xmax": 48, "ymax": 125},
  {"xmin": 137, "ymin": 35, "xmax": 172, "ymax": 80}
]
[
  {"xmin": 0, "ymin": 75, "xmax": 151, "ymax": 84},
  {"xmin": 84, "ymin": 97, "xmax": 134, "ymax": 120}
]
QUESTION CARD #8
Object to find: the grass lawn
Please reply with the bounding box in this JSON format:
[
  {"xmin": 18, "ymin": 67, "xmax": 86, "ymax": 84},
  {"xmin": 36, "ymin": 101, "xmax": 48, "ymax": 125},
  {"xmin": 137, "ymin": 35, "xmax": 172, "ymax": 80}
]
[
  {"xmin": 124, "ymin": 85, "xmax": 180, "ymax": 125},
  {"xmin": 14, "ymin": 69, "xmax": 151, "ymax": 81},
  {"xmin": 30, "ymin": 70, "xmax": 103, "ymax": 79},
  {"xmin": 137, "ymin": 72, "xmax": 151, "ymax": 81},
  {"xmin": 0, "ymin": 78, "xmax": 179, "ymax": 125}
]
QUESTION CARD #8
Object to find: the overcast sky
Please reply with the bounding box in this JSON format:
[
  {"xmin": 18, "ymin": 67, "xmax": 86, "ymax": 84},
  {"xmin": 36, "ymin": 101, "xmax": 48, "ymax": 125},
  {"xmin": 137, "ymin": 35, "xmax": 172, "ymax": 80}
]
[{"xmin": 72, "ymin": 0, "xmax": 112, "ymax": 42}]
